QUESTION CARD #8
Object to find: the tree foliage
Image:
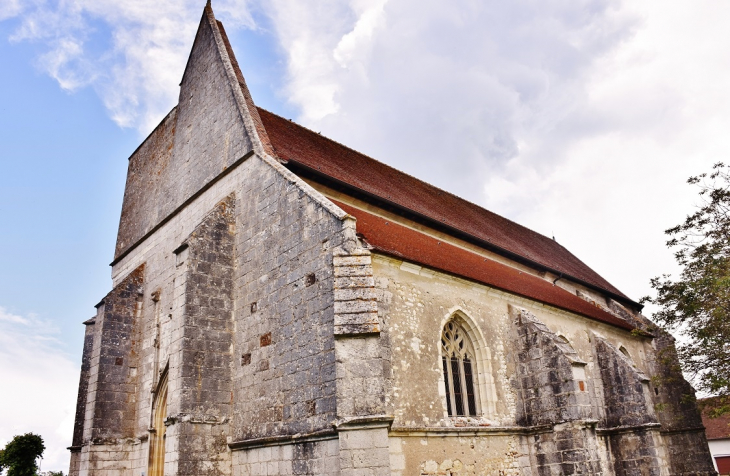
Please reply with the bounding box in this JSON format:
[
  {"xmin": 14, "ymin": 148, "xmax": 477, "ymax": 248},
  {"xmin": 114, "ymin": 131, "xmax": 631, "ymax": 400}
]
[
  {"xmin": 0, "ymin": 433, "xmax": 45, "ymax": 476},
  {"xmin": 646, "ymin": 162, "xmax": 730, "ymax": 407}
]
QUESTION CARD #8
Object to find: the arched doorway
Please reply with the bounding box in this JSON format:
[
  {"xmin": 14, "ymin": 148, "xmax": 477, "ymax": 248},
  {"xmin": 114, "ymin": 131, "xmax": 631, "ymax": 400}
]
[{"xmin": 148, "ymin": 372, "xmax": 168, "ymax": 476}]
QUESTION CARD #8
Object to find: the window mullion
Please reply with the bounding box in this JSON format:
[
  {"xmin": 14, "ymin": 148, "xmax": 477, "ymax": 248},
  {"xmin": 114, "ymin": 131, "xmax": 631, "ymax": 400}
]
[
  {"xmin": 446, "ymin": 354, "xmax": 457, "ymax": 416},
  {"xmin": 459, "ymin": 358, "xmax": 469, "ymax": 415}
]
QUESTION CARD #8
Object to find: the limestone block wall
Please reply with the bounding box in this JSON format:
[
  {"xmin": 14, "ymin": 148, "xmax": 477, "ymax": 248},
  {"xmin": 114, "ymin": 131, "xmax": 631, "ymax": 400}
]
[
  {"xmin": 114, "ymin": 108, "xmax": 178, "ymax": 256},
  {"xmin": 371, "ymin": 253, "xmax": 649, "ymax": 430},
  {"xmin": 89, "ymin": 264, "xmax": 145, "ymax": 443},
  {"xmin": 231, "ymin": 438, "xmax": 340, "ymax": 476},
  {"xmin": 647, "ymin": 330, "xmax": 716, "ymax": 475},
  {"xmin": 69, "ymin": 319, "xmax": 96, "ymax": 474},
  {"xmin": 98, "ymin": 151, "xmax": 356, "ymax": 476},
  {"xmin": 230, "ymin": 161, "xmax": 349, "ymax": 442},
  {"xmin": 510, "ymin": 307, "xmax": 593, "ymax": 427},
  {"xmin": 70, "ymin": 265, "xmax": 146, "ymax": 475},
  {"xmin": 115, "ymin": 8, "xmax": 252, "ymax": 258},
  {"xmin": 72, "ymin": 319, "xmax": 96, "ymax": 448},
  {"xmin": 369, "ymin": 253, "xmax": 690, "ymax": 476},
  {"xmin": 171, "ymin": 195, "xmax": 236, "ymax": 476},
  {"xmin": 509, "ymin": 307, "xmax": 604, "ymax": 475},
  {"xmin": 388, "ymin": 431, "xmax": 525, "ymax": 476},
  {"xmin": 73, "ymin": 129, "xmax": 360, "ymax": 476}
]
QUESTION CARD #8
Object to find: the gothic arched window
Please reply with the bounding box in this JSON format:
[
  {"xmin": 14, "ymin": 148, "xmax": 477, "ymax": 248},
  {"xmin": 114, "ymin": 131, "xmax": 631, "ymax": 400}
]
[{"xmin": 441, "ymin": 320, "xmax": 479, "ymax": 417}]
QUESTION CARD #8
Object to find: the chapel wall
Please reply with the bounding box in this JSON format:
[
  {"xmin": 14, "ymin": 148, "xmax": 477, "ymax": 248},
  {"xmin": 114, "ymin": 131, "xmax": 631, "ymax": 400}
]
[
  {"xmin": 91, "ymin": 160, "xmax": 262, "ymax": 476},
  {"xmin": 102, "ymin": 150, "xmax": 357, "ymax": 475},
  {"xmin": 372, "ymin": 254, "xmax": 651, "ymax": 429},
  {"xmin": 114, "ymin": 7, "xmax": 253, "ymax": 260},
  {"xmin": 231, "ymin": 439, "xmax": 340, "ymax": 475},
  {"xmin": 371, "ymin": 253, "xmax": 656, "ymax": 475},
  {"xmin": 229, "ymin": 157, "xmax": 348, "ymax": 442}
]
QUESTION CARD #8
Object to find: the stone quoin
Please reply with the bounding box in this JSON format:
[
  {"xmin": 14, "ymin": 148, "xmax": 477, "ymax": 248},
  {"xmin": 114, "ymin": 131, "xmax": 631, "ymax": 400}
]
[{"xmin": 68, "ymin": 4, "xmax": 716, "ymax": 475}]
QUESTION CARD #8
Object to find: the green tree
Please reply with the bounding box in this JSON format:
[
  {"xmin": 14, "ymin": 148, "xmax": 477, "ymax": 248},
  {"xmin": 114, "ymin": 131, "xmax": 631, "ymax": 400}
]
[
  {"xmin": 0, "ymin": 433, "xmax": 45, "ymax": 476},
  {"xmin": 646, "ymin": 162, "xmax": 730, "ymax": 413}
]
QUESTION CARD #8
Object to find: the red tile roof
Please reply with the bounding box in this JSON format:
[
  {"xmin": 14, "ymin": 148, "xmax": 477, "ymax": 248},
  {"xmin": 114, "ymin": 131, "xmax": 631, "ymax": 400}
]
[
  {"xmin": 332, "ymin": 200, "xmax": 633, "ymax": 330},
  {"xmin": 702, "ymin": 399, "xmax": 730, "ymax": 440},
  {"xmin": 257, "ymin": 108, "xmax": 633, "ymax": 305}
]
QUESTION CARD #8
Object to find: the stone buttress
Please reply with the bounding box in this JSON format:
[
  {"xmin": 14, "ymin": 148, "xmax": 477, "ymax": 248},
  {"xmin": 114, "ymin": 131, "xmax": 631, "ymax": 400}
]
[{"xmin": 68, "ymin": 3, "xmax": 717, "ymax": 476}]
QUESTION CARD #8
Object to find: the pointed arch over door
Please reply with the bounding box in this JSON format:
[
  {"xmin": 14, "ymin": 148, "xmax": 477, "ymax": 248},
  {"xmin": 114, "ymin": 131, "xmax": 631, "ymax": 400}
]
[{"xmin": 148, "ymin": 371, "xmax": 168, "ymax": 476}]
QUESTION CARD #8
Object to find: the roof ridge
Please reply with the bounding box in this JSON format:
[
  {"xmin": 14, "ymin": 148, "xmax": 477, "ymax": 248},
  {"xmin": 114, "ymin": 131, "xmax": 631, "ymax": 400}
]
[
  {"xmin": 256, "ymin": 107, "xmax": 560, "ymax": 246},
  {"xmin": 257, "ymin": 106, "xmax": 632, "ymax": 303}
]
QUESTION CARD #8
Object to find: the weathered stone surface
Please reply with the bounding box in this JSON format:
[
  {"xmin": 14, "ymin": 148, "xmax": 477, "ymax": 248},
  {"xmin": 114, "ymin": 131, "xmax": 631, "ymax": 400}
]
[
  {"xmin": 510, "ymin": 307, "xmax": 591, "ymax": 427},
  {"xmin": 72, "ymin": 318, "xmax": 96, "ymax": 447},
  {"xmin": 594, "ymin": 336, "xmax": 662, "ymax": 476},
  {"xmin": 174, "ymin": 195, "xmax": 236, "ymax": 476},
  {"xmin": 333, "ymin": 244, "xmax": 380, "ymax": 336},
  {"xmin": 114, "ymin": 5, "xmax": 253, "ymax": 260},
  {"xmin": 70, "ymin": 4, "xmax": 718, "ymax": 476},
  {"xmin": 89, "ymin": 264, "xmax": 145, "ymax": 443},
  {"xmin": 509, "ymin": 307, "xmax": 602, "ymax": 475},
  {"xmin": 648, "ymin": 330, "xmax": 717, "ymax": 476}
]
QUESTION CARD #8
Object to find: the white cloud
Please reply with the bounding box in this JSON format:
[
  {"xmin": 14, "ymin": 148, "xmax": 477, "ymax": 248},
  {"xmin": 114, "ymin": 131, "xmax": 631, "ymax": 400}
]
[
  {"xmin": 256, "ymin": 0, "xmax": 638, "ymax": 201},
  {"xmin": 478, "ymin": 0, "xmax": 730, "ymax": 307},
  {"xmin": 4, "ymin": 0, "xmax": 730, "ymax": 311},
  {"xmin": 0, "ymin": 0, "xmax": 22, "ymax": 21},
  {"xmin": 0, "ymin": 307, "xmax": 78, "ymax": 473},
  {"xmin": 3, "ymin": 0, "xmax": 257, "ymax": 133},
  {"xmin": 256, "ymin": 0, "xmax": 730, "ymax": 309}
]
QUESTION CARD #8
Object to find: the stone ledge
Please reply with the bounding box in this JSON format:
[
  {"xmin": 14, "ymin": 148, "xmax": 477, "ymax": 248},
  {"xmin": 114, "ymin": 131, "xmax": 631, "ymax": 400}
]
[
  {"xmin": 658, "ymin": 426, "xmax": 706, "ymax": 435},
  {"xmin": 390, "ymin": 425, "xmax": 547, "ymax": 437},
  {"xmin": 389, "ymin": 420, "xmax": 605, "ymax": 437},
  {"xmin": 334, "ymin": 415, "xmax": 394, "ymax": 430},
  {"xmin": 334, "ymin": 287, "xmax": 376, "ymax": 301},
  {"xmin": 167, "ymin": 413, "xmax": 229, "ymax": 425},
  {"xmin": 334, "ymin": 322, "xmax": 380, "ymax": 337},
  {"xmin": 228, "ymin": 428, "xmax": 337, "ymax": 451},
  {"xmin": 595, "ymin": 422, "xmax": 662, "ymax": 435},
  {"xmin": 334, "ymin": 300, "xmax": 378, "ymax": 314}
]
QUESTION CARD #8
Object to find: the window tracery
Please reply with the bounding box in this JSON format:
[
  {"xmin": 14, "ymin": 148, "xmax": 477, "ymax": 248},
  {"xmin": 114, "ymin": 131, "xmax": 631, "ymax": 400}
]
[{"xmin": 441, "ymin": 320, "xmax": 479, "ymax": 417}]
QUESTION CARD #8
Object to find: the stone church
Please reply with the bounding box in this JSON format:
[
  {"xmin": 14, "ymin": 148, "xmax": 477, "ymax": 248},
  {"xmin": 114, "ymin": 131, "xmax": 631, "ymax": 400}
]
[{"xmin": 69, "ymin": 4, "xmax": 716, "ymax": 476}]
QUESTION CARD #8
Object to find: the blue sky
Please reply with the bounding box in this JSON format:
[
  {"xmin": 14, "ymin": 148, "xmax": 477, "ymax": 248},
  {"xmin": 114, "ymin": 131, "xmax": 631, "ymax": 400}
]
[
  {"xmin": 0, "ymin": 6, "xmax": 294, "ymax": 470},
  {"xmin": 0, "ymin": 6, "xmax": 291, "ymax": 355},
  {"xmin": 2, "ymin": 0, "xmax": 730, "ymax": 471}
]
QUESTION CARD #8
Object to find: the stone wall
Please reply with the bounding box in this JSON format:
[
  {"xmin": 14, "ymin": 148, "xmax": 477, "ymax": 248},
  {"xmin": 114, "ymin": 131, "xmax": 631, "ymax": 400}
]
[
  {"xmin": 388, "ymin": 432, "xmax": 523, "ymax": 476},
  {"xmin": 648, "ymin": 330, "xmax": 717, "ymax": 476},
  {"xmin": 172, "ymin": 195, "xmax": 236, "ymax": 475},
  {"xmin": 231, "ymin": 438, "xmax": 340, "ymax": 475},
  {"xmin": 510, "ymin": 307, "xmax": 603, "ymax": 476},
  {"xmin": 89, "ymin": 264, "xmax": 145, "ymax": 443},
  {"xmin": 69, "ymin": 318, "xmax": 96, "ymax": 475},
  {"xmin": 510, "ymin": 307, "xmax": 592, "ymax": 427},
  {"xmin": 71, "ymin": 264, "xmax": 145, "ymax": 475},
  {"xmin": 72, "ymin": 318, "xmax": 96, "ymax": 447},
  {"xmin": 114, "ymin": 108, "xmax": 177, "ymax": 257},
  {"xmin": 115, "ymin": 7, "xmax": 253, "ymax": 260},
  {"xmin": 230, "ymin": 158, "xmax": 348, "ymax": 442},
  {"xmin": 594, "ymin": 336, "xmax": 662, "ymax": 476}
]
